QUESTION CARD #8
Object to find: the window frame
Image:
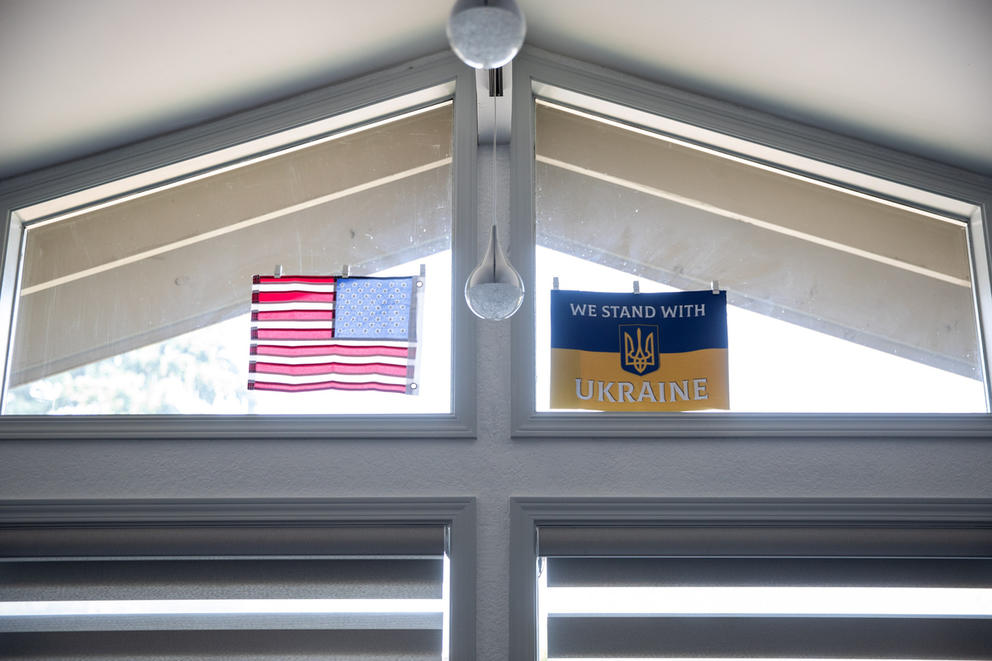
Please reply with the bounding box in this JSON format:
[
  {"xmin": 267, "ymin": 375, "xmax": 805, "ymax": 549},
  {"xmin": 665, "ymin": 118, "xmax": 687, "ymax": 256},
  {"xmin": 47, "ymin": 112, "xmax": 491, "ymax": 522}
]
[
  {"xmin": 0, "ymin": 52, "xmax": 478, "ymax": 437},
  {"xmin": 509, "ymin": 47, "xmax": 992, "ymax": 437},
  {"xmin": 509, "ymin": 496, "xmax": 992, "ymax": 661},
  {"xmin": 0, "ymin": 496, "xmax": 476, "ymax": 659}
]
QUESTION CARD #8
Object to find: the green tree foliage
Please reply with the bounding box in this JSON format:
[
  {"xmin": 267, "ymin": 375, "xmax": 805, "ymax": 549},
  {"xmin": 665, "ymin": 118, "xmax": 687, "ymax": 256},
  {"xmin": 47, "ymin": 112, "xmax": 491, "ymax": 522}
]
[{"xmin": 5, "ymin": 318, "xmax": 253, "ymax": 414}]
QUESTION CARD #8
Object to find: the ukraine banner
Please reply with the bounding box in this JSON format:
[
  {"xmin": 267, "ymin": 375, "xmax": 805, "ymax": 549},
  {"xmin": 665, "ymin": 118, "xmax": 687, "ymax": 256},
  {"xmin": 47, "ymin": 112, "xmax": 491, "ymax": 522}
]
[{"xmin": 550, "ymin": 289, "xmax": 729, "ymax": 411}]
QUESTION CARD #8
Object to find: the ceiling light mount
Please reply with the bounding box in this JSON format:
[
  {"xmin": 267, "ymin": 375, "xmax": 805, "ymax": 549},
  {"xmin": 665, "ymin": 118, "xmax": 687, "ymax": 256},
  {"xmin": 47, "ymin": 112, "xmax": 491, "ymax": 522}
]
[{"xmin": 446, "ymin": 0, "xmax": 526, "ymax": 70}]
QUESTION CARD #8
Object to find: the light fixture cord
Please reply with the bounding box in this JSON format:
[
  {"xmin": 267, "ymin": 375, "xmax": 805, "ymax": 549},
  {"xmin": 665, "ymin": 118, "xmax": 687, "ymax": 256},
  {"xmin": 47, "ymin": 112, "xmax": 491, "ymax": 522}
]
[{"xmin": 493, "ymin": 88, "xmax": 498, "ymax": 279}]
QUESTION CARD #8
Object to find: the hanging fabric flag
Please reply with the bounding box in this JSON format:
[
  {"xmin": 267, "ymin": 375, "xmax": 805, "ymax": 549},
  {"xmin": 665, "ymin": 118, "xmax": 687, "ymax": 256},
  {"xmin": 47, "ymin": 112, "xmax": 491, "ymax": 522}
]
[
  {"xmin": 248, "ymin": 274, "xmax": 423, "ymax": 394},
  {"xmin": 550, "ymin": 289, "xmax": 729, "ymax": 411}
]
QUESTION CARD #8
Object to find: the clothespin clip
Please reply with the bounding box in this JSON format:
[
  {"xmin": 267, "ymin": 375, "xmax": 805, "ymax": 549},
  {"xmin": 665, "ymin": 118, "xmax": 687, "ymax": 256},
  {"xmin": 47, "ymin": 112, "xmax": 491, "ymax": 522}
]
[
  {"xmin": 553, "ymin": 276, "xmax": 560, "ymax": 290},
  {"xmin": 711, "ymin": 280, "xmax": 720, "ymax": 295},
  {"xmin": 633, "ymin": 280, "xmax": 641, "ymax": 294},
  {"xmin": 417, "ymin": 264, "xmax": 425, "ymax": 288},
  {"xmin": 342, "ymin": 264, "xmax": 351, "ymax": 277},
  {"xmin": 274, "ymin": 264, "xmax": 283, "ymax": 278}
]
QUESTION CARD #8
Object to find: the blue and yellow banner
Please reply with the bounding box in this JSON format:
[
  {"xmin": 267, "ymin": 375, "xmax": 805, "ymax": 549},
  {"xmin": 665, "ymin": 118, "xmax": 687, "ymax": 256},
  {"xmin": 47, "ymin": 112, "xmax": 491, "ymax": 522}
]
[{"xmin": 550, "ymin": 289, "xmax": 729, "ymax": 411}]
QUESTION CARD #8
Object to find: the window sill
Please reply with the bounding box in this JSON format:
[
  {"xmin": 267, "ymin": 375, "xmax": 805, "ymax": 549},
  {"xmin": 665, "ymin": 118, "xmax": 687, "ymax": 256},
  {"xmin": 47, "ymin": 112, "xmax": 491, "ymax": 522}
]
[
  {"xmin": 512, "ymin": 411, "xmax": 992, "ymax": 439},
  {"xmin": 0, "ymin": 413, "xmax": 475, "ymax": 441}
]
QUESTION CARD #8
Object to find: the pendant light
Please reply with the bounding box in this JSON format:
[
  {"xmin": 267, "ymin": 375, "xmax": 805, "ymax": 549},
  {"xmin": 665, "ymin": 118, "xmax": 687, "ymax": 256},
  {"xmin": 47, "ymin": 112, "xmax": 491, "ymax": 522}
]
[
  {"xmin": 465, "ymin": 224, "xmax": 524, "ymax": 320},
  {"xmin": 464, "ymin": 70, "xmax": 524, "ymax": 320},
  {"xmin": 448, "ymin": 1, "xmax": 526, "ymax": 320},
  {"xmin": 446, "ymin": 0, "xmax": 526, "ymax": 70}
]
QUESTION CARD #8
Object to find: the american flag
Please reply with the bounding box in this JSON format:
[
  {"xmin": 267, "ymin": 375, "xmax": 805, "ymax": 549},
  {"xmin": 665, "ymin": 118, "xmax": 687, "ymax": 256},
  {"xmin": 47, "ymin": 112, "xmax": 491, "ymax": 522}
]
[{"xmin": 248, "ymin": 274, "xmax": 422, "ymax": 394}]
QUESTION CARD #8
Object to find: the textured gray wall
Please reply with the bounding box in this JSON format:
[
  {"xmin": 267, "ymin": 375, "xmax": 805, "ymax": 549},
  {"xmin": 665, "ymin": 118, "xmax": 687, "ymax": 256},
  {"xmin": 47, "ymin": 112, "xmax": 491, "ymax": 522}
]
[{"xmin": 1, "ymin": 147, "xmax": 990, "ymax": 660}]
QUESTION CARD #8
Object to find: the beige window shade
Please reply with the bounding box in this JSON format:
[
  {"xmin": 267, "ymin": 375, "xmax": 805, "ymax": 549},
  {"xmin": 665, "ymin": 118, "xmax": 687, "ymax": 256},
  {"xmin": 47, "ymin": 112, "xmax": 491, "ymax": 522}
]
[
  {"xmin": 11, "ymin": 104, "xmax": 452, "ymax": 386},
  {"xmin": 536, "ymin": 103, "xmax": 980, "ymax": 378}
]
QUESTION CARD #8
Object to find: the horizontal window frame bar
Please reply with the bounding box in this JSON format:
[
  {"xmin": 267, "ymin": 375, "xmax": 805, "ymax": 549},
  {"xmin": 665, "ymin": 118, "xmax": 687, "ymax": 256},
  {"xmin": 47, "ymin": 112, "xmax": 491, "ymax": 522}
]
[
  {"xmin": 513, "ymin": 412, "xmax": 992, "ymax": 439},
  {"xmin": 0, "ymin": 414, "xmax": 473, "ymax": 440},
  {"xmin": 0, "ymin": 497, "xmax": 475, "ymax": 527}
]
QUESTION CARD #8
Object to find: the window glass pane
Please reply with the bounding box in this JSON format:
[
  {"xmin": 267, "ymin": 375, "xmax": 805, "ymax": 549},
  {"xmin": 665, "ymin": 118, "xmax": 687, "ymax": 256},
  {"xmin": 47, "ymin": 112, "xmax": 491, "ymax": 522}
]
[
  {"xmin": 6, "ymin": 103, "xmax": 453, "ymax": 414},
  {"xmin": 535, "ymin": 102, "xmax": 986, "ymax": 413}
]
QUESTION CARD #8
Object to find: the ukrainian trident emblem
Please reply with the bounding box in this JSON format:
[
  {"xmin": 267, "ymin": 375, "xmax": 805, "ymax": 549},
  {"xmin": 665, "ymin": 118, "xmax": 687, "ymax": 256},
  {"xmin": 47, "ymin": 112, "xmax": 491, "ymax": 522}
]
[{"xmin": 620, "ymin": 324, "xmax": 660, "ymax": 375}]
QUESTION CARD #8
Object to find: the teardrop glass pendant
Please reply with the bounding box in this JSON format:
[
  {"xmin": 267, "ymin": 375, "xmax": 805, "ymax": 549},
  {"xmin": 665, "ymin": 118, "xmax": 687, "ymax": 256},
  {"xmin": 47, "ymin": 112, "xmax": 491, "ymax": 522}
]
[{"xmin": 465, "ymin": 224, "xmax": 524, "ymax": 320}]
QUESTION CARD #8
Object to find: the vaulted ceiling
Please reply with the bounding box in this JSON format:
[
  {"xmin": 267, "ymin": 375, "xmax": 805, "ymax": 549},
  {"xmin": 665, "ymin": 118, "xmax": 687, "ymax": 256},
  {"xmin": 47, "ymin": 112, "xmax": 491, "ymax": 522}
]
[{"xmin": 1, "ymin": 0, "xmax": 990, "ymax": 181}]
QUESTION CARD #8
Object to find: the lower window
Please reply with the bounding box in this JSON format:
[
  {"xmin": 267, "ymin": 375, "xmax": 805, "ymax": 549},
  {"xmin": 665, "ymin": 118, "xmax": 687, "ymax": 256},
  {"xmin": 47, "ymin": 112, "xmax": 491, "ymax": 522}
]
[
  {"xmin": 0, "ymin": 499, "xmax": 474, "ymax": 660},
  {"xmin": 513, "ymin": 499, "xmax": 992, "ymax": 660}
]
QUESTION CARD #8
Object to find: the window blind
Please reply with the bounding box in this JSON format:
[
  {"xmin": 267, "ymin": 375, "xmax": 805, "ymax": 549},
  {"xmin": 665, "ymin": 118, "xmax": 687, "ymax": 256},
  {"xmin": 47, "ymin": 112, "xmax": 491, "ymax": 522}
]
[
  {"xmin": 10, "ymin": 103, "xmax": 453, "ymax": 386},
  {"xmin": 535, "ymin": 103, "xmax": 981, "ymax": 379},
  {"xmin": 538, "ymin": 524, "xmax": 992, "ymax": 660},
  {"xmin": 1, "ymin": 523, "xmax": 448, "ymax": 660}
]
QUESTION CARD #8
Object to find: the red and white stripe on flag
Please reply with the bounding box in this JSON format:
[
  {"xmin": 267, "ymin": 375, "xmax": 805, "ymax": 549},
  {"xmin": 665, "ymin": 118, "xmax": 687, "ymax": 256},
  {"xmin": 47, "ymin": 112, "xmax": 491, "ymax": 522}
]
[{"xmin": 248, "ymin": 274, "xmax": 422, "ymax": 394}]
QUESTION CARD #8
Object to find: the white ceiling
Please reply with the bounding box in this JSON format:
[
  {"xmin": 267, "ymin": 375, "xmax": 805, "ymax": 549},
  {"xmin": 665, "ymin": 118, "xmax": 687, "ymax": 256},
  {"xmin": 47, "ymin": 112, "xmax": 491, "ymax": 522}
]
[{"xmin": 1, "ymin": 0, "xmax": 990, "ymax": 181}]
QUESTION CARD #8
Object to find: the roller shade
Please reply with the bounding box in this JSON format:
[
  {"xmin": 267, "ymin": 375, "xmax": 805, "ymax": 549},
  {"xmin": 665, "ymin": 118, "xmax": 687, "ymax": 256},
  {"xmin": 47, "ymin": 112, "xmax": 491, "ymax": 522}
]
[
  {"xmin": 538, "ymin": 524, "xmax": 992, "ymax": 660},
  {"xmin": 535, "ymin": 103, "xmax": 981, "ymax": 378},
  {"xmin": 1, "ymin": 524, "xmax": 447, "ymax": 660},
  {"xmin": 0, "ymin": 525, "xmax": 444, "ymax": 557},
  {"xmin": 538, "ymin": 525, "xmax": 992, "ymax": 556},
  {"xmin": 11, "ymin": 104, "xmax": 453, "ymax": 386},
  {"xmin": 548, "ymin": 617, "xmax": 992, "ymax": 659},
  {"xmin": 2, "ymin": 630, "xmax": 440, "ymax": 661}
]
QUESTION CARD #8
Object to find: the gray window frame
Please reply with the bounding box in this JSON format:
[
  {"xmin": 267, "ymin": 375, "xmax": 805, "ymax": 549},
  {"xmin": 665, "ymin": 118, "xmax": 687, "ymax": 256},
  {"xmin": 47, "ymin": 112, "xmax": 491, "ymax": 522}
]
[
  {"xmin": 509, "ymin": 47, "xmax": 992, "ymax": 438},
  {"xmin": 0, "ymin": 52, "xmax": 478, "ymax": 438}
]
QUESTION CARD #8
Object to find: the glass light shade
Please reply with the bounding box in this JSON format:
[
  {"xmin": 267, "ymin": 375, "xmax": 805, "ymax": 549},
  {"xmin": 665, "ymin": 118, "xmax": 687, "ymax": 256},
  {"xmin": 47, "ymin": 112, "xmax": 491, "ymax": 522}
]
[
  {"xmin": 446, "ymin": 0, "xmax": 526, "ymax": 69},
  {"xmin": 465, "ymin": 225, "xmax": 524, "ymax": 320}
]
